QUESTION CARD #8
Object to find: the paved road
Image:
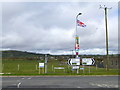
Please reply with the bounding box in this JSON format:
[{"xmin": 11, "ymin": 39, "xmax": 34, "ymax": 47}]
[{"xmin": 2, "ymin": 76, "xmax": 119, "ymax": 88}]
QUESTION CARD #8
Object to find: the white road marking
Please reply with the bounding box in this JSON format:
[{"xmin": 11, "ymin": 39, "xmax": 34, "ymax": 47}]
[
  {"xmin": 28, "ymin": 77, "xmax": 32, "ymax": 79},
  {"xmin": 22, "ymin": 78, "xmax": 24, "ymax": 79},
  {"xmin": 77, "ymin": 86, "xmax": 81, "ymax": 88},
  {"xmin": 91, "ymin": 83, "xmax": 118, "ymax": 88},
  {"xmin": 17, "ymin": 82, "xmax": 21, "ymax": 88}
]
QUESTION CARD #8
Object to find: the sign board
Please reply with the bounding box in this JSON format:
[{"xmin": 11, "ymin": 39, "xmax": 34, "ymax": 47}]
[
  {"xmin": 54, "ymin": 67, "xmax": 65, "ymax": 69},
  {"xmin": 39, "ymin": 63, "xmax": 44, "ymax": 68},
  {"xmin": 72, "ymin": 66, "xmax": 79, "ymax": 69},
  {"xmin": 82, "ymin": 58, "xmax": 95, "ymax": 65},
  {"xmin": 80, "ymin": 68, "xmax": 84, "ymax": 70},
  {"xmin": 68, "ymin": 57, "xmax": 80, "ymax": 65}
]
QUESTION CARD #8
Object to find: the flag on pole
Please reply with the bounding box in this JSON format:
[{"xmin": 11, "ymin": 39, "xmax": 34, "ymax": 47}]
[{"xmin": 77, "ymin": 20, "xmax": 86, "ymax": 27}]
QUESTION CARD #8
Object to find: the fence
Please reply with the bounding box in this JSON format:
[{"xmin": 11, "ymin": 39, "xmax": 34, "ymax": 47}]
[{"xmin": 2, "ymin": 62, "xmax": 119, "ymax": 75}]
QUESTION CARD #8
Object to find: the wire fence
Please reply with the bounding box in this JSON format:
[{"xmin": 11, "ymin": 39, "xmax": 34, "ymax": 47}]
[{"xmin": 2, "ymin": 59, "xmax": 119, "ymax": 75}]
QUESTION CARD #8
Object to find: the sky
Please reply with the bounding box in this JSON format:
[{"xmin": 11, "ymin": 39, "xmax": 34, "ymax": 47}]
[{"xmin": 0, "ymin": 1, "xmax": 119, "ymax": 55}]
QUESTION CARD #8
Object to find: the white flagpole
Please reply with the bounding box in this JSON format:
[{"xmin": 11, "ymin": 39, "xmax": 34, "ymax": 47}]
[{"xmin": 75, "ymin": 13, "xmax": 82, "ymax": 58}]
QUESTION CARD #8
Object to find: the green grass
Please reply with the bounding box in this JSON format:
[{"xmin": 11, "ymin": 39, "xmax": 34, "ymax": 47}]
[{"xmin": 2, "ymin": 59, "xmax": 120, "ymax": 76}]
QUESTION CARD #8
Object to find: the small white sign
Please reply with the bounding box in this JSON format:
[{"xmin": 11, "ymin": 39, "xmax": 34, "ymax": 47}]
[
  {"xmin": 54, "ymin": 67, "xmax": 65, "ymax": 69},
  {"xmin": 80, "ymin": 68, "xmax": 84, "ymax": 70},
  {"xmin": 72, "ymin": 66, "xmax": 79, "ymax": 69},
  {"xmin": 82, "ymin": 58, "xmax": 95, "ymax": 65},
  {"xmin": 39, "ymin": 63, "xmax": 44, "ymax": 68}
]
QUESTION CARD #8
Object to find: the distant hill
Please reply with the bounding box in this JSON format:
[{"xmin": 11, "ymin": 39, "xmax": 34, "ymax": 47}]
[
  {"xmin": 1, "ymin": 50, "xmax": 119, "ymax": 60},
  {"xmin": 2, "ymin": 50, "xmax": 44, "ymax": 60}
]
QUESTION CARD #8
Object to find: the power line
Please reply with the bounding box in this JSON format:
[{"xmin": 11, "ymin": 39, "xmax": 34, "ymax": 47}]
[{"xmin": 99, "ymin": 5, "xmax": 112, "ymax": 9}]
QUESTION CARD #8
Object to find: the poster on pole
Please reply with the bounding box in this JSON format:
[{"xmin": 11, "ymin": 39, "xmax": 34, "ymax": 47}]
[{"xmin": 39, "ymin": 63, "xmax": 44, "ymax": 68}]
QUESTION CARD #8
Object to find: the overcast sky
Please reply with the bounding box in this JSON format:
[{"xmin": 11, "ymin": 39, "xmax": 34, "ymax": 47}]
[{"xmin": 0, "ymin": 1, "xmax": 118, "ymax": 55}]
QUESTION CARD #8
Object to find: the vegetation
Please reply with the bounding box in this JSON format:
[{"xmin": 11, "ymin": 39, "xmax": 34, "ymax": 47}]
[{"xmin": 1, "ymin": 50, "xmax": 119, "ymax": 76}]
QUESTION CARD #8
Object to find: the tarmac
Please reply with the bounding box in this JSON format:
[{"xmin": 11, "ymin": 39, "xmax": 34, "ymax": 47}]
[{"xmin": 2, "ymin": 75, "xmax": 119, "ymax": 88}]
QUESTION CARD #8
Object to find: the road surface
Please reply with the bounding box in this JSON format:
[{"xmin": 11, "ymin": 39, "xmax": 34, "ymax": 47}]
[{"xmin": 2, "ymin": 76, "xmax": 119, "ymax": 88}]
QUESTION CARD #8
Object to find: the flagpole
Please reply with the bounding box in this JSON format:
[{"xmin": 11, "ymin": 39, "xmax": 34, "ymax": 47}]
[
  {"xmin": 75, "ymin": 13, "xmax": 82, "ymax": 58},
  {"xmin": 76, "ymin": 15, "xmax": 78, "ymax": 36}
]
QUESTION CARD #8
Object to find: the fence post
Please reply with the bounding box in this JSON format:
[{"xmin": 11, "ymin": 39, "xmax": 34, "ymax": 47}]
[
  {"xmin": 18, "ymin": 64, "xmax": 19, "ymax": 71},
  {"xmin": 96, "ymin": 65, "xmax": 97, "ymax": 70},
  {"xmin": 106, "ymin": 65, "xmax": 107, "ymax": 71},
  {"xmin": 68, "ymin": 65, "xmax": 69, "ymax": 70},
  {"xmin": 2, "ymin": 64, "xmax": 4, "ymax": 71},
  {"xmin": 52, "ymin": 65, "xmax": 53, "ymax": 71},
  {"xmin": 64, "ymin": 67, "xmax": 65, "ymax": 73},
  {"xmin": 36, "ymin": 65, "xmax": 37, "ymax": 70},
  {"xmin": 77, "ymin": 69, "xmax": 79, "ymax": 74},
  {"xmin": 54, "ymin": 68, "xmax": 55, "ymax": 73},
  {"xmin": 89, "ymin": 66, "xmax": 90, "ymax": 74},
  {"xmin": 42, "ymin": 68, "xmax": 44, "ymax": 74},
  {"xmin": 83, "ymin": 65, "xmax": 84, "ymax": 73},
  {"xmin": 39, "ymin": 68, "xmax": 40, "ymax": 74}
]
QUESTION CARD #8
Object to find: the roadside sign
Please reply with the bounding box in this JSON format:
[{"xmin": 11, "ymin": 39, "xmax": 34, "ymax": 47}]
[
  {"xmin": 82, "ymin": 58, "xmax": 95, "ymax": 65},
  {"xmin": 53, "ymin": 67, "xmax": 65, "ymax": 73},
  {"xmin": 72, "ymin": 66, "xmax": 79, "ymax": 69},
  {"xmin": 68, "ymin": 57, "xmax": 80, "ymax": 65},
  {"xmin": 39, "ymin": 63, "xmax": 44, "ymax": 68},
  {"xmin": 80, "ymin": 68, "xmax": 84, "ymax": 70},
  {"xmin": 68, "ymin": 59, "xmax": 71, "ymax": 65},
  {"xmin": 54, "ymin": 67, "xmax": 65, "ymax": 69}
]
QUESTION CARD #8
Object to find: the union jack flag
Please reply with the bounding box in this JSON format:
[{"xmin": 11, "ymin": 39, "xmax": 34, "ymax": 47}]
[{"xmin": 77, "ymin": 20, "xmax": 86, "ymax": 27}]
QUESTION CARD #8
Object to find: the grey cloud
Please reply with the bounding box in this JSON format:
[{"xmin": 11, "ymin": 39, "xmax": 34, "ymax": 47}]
[{"xmin": 2, "ymin": 2, "xmax": 118, "ymax": 54}]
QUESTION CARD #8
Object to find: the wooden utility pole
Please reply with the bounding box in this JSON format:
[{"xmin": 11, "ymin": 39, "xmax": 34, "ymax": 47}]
[{"xmin": 100, "ymin": 5, "xmax": 112, "ymax": 71}]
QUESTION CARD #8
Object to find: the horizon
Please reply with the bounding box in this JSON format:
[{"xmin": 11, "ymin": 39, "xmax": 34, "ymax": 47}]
[{"xmin": 1, "ymin": 49, "xmax": 119, "ymax": 55}]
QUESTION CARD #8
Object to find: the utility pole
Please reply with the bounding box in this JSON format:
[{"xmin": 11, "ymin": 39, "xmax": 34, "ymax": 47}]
[{"xmin": 100, "ymin": 5, "xmax": 112, "ymax": 71}]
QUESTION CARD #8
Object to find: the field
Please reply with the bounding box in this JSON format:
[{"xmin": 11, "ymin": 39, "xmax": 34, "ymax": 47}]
[{"xmin": 2, "ymin": 59, "xmax": 119, "ymax": 76}]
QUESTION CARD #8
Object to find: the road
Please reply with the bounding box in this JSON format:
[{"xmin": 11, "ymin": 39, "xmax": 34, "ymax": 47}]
[{"xmin": 2, "ymin": 76, "xmax": 119, "ymax": 88}]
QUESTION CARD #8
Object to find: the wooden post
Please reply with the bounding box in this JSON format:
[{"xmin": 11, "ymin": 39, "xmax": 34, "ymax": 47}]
[
  {"xmin": 54, "ymin": 68, "xmax": 55, "ymax": 73},
  {"xmin": 43, "ymin": 68, "xmax": 44, "ymax": 74},
  {"xmin": 83, "ymin": 65, "xmax": 84, "ymax": 73},
  {"xmin": 77, "ymin": 69, "xmax": 79, "ymax": 74},
  {"xmin": 89, "ymin": 66, "xmax": 90, "ymax": 74},
  {"xmin": 52, "ymin": 65, "xmax": 53, "ymax": 71},
  {"xmin": 64, "ymin": 68, "xmax": 65, "ymax": 73},
  {"xmin": 39, "ymin": 68, "xmax": 40, "ymax": 74},
  {"xmin": 18, "ymin": 64, "xmax": 19, "ymax": 71},
  {"xmin": 106, "ymin": 65, "xmax": 107, "ymax": 71},
  {"xmin": 36, "ymin": 65, "xmax": 37, "ymax": 70},
  {"xmin": 96, "ymin": 65, "xmax": 97, "ymax": 70},
  {"xmin": 2, "ymin": 64, "xmax": 4, "ymax": 71}
]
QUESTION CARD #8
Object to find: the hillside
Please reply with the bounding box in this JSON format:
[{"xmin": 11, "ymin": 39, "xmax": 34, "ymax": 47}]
[
  {"xmin": 2, "ymin": 50, "xmax": 44, "ymax": 60},
  {"xmin": 1, "ymin": 50, "xmax": 119, "ymax": 60}
]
